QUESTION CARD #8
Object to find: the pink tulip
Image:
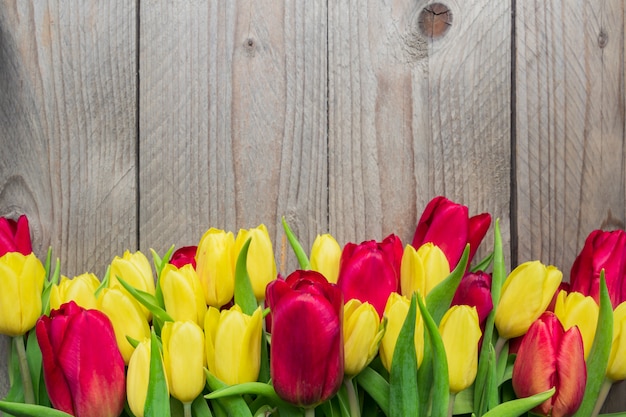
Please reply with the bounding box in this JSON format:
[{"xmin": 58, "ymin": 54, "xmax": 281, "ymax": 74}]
[
  {"xmin": 36, "ymin": 301, "xmax": 126, "ymax": 417},
  {"xmin": 0, "ymin": 215, "xmax": 32, "ymax": 256},
  {"xmin": 169, "ymin": 245, "xmax": 198, "ymax": 269},
  {"xmin": 569, "ymin": 229, "xmax": 626, "ymax": 307},
  {"xmin": 512, "ymin": 312, "xmax": 586, "ymax": 417},
  {"xmin": 266, "ymin": 270, "xmax": 344, "ymax": 408},
  {"xmin": 337, "ymin": 234, "xmax": 403, "ymax": 316},
  {"xmin": 412, "ymin": 196, "xmax": 491, "ymax": 269}
]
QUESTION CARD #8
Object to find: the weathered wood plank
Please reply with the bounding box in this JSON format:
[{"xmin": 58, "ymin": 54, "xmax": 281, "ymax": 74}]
[
  {"xmin": 328, "ymin": 0, "xmax": 512, "ymax": 262},
  {"xmin": 139, "ymin": 1, "xmax": 328, "ymax": 273},
  {"xmin": 515, "ymin": 0, "xmax": 626, "ymax": 411}
]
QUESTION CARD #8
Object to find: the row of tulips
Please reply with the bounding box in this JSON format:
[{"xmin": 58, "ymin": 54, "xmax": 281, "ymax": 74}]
[{"xmin": 0, "ymin": 196, "xmax": 625, "ymax": 417}]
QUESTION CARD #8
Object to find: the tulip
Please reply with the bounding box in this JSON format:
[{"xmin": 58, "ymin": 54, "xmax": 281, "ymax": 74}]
[
  {"xmin": 512, "ymin": 312, "xmax": 586, "ymax": 417},
  {"xmin": 266, "ymin": 270, "xmax": 344, "ymax": 407},
  {"xmin": 0, "ymin": 214, "xmax": 32, "ymax": 256},
  {"xmin": 160, "ymin": 263, "xmax": 207, "ymax": 325},
  {"xmin": 343, "ymin": 299, "xmax": 384, "ymax": 376},
  {"xmin": 570, "ymin": 229, "xmax": 626, "ymax": 308},
  {"xmin": 310, "ymin": 233, "xmax": 342, "ymax": 284},
  {"xmin": 109, "ymin": 250, "xmax": 155, "ymax": 319},
  {"xmin": 379, "ymin": 292, "xmax": 424, "ymax": 372},
  {"xmin": 0, "ymin": 252, "xmax": 45, "ymax": 336},
  {"xmin": 162, "ymin": 320, "xmax": 206, "ymax": 404},
  {"xmin": 205, "ymin": 305, "xmax": 263, "ymax": 385},
  {"xmin": 169, "ymin": 245, "xmax": 198, "ymax": 269},
  {"xmin": 36, "ymin": 301, "xmax": 126, "ymax": 417},
  {"xmin": 195, "ymin": 228, "xmax": 236, "ymax": 308},
  {"xmin": 337, "ymin": 234, "xmax": 403, "ymax": 316},
  {"xmin": 607, "ymin": 302, "xmax": 626, "ymax": 381},
  {"xmin": 451, "ymin": 271, "xmax": 493, "ymax": 326},
  {"xmin": 234, "ymin": 224, "xmax": 277, "ymax": 300},
  {"xmin": 412, "ymin": 196, "xmax": 491, "ymax": 269},
  {"xmin": 50, "ymin": 273, "xmax": 100, "ymax": 310},
  {"xmin": 97, "ymin": 287, "xmax": 151, "ymax": 363},
  {"xmin": 554, "ymin": 290, "xmax": 599, "ymax": 359},
  {"xmin": 495, "ymin": 261, "xmax": 562, "ymax": 339},
  {"xmin": 439, "ymin": 305, "xmax": 482, "ymax": 393},
  {"xmin": 126, "ymin": 338, "xmax": 169, "ymax": 417},
  {"xmin": 400, "ymin": 243, "xmax": 450, "ymax": 298}
]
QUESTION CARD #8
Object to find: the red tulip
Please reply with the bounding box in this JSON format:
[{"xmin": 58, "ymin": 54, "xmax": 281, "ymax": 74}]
[
  {"xmin": 169, "ymin": 245, "xmax": 198, "ymax": 269},
  {"xmin": 337, "ymin": 234, "xmax": 403, "ymax": 316},
  {"xmin": 451, "ymin": 271, "xmax": 493, "ymax": 326},
  {"xmin": 569, "ymin": 229, "xmax": 626, "ymax": 307},
  {"xmin": 411, "ymin": 196, "xmax": 491, "ymax": 269},
  {"xmin": 36, "ymin": 301, "xmax": 126, "ymax": 417},
  {"xmin": 0, "ymin": 215, "xmax": 32, "ymax": 256},
  {"xmin": 512, "ymin": 312, "xmax": 586, "ymax": 417},
  {"xmin": 266, "ymin": 270, "xmax": 344, "ymax": 408}
]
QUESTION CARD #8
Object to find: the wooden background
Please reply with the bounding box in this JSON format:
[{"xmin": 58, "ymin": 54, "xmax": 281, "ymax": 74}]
[{"xmin": 0, "ymin": 0, "xmax": 624, "ymax": 412}]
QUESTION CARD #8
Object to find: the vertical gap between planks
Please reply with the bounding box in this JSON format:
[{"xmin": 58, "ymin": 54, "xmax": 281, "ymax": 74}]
[
  {"xmin": 509, "ymin": 0, "xmax": 518, "ymax": 267},
  {"xmin": 135, "ymin": 0, "xmax": 141, "ymax": 250}
]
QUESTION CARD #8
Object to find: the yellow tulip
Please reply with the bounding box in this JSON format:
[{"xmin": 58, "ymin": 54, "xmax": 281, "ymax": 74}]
[
  {"xmin": 160, "ymin": 264, "xmax": 207, "ymax": 325},
  {"xmin": 343, "ymin": 299, "xmax": 384, "ymax": 376},
  {"xmin": 234, "ymin": 225, "xmax": 277, "ymax": 300},
  {"xmin": 310, "ymin": 234, "xmax": 342, "ymax": 284},
  {"xmin": 495, "ymin": 261, "xmax": 562, "ymax": 339},
  {"xmin": 379, "ymin": 292, "xmax": 424, "ymax": 372},
  {"xmin": 0, "ymin": 252, "xmax": 45, "ymax": 336},
  {"xmin": 439, "ymin": 305, "xmax": 482, "ymax": 393},
  {"xmin": 205, "ymin": 305, "xmax": 262, "ymax": 385},
  {"xmin": 195, "ymin": 228, "xmax": 236, "ymax": 308},
  {"xmin": 49, "ymin": 273, "xmax": 100, "ymax": 310},
  {"xmin": 607, "ymin": 302, "xmax": 626, "ymax": 381},
  {"xmin": 126, "ymin": 338, "xmax": 168, "ymax": 417},
  {"xmin": 97, "ymin": 287, "xmax": 151, "ymax": 364},
  {"xmin": 162, "ymin": 321, "xmax": 206, "ymax": 404},
  {"xmin": 554, "ymin": 290, "xmax": 599, "ymax": 359},
  {"xmin": 109, "ymin": 250, "xmax": 155, "ymax": 319},
  {"xmin": 400, "ymin": 243, "xmax": 450, "ymax": 298}
]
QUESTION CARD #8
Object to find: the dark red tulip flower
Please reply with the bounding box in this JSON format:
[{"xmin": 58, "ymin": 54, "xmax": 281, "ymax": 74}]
[
  {"xmin": 451, "ymin": 271, "xmax": 493, "ymax": 326},
  {"xmin": 0, "ymin": 214, "xmax": 32, "ymax": 257},
  {"xmin": 169, "ymin": 245, "xmax": 198, "ymax": 269}
]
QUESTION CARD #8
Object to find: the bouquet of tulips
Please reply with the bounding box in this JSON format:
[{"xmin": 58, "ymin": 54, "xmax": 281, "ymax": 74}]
[{"xmin": 0, "ymin": 196, "xmax": 625, "ymax": 417}]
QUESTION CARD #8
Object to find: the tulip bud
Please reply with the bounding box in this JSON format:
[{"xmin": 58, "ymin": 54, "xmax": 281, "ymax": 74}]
[
  {"xmin": 337, "ymin": 234, "xmax": 403, "ymax": 316},
  {"xmin": 495, "ymin": 261, "xmax": 562, "ymax": 339},
  {"xmin": 0, "ymin": 214, "xmax": 32, "ymax": 256},
  {"xmin": 162, "ymin": 321, "xmax": 206, "ymax": 404},
  {"xmin": 36, "ymin": 301, "xmax": 126, "ymax": 417},
  {"xmin": 554, "ymin": 290, "xmax": 599, "ymax": 359},
  {"xmin": 195, "ymin": 228, "xmax": 236, "ymax": 307},
  {"xmin": 126, "ymin": 338, "xmax": 169, "ymax": 417},
  {"xmin": 512, "ymin": 312, "xmax": 586, "ymax": 417},
  {"xmin": 50, "ymin": 273, "xmax": 100, "ymax": 310},
  {"xmin": 160, "ymin": 263, "xmax": 207, "ymax": 325},
  {"xmin": 310, "ymin": 233, "xmax": 342, "ymax": 284},
  {"xmin": 400, "ymin": 243, "xmax": 450, "ymax": 298},
  {"xmin": 266, "ymin": 270, "xmax": 344, "ymax": 407},
  {"xmin": 439, "ymin": 305, "xmax": 481, "ymax": 393},
  {"xmin": 169, "ymin": 245, "xmax": 198, "ymax": 269},
  {"xmin": 607, "ymin": 302, "xmax": 626, "ymax": 381},
  {"xmin": 109, "ymin": 250, "xmax": 155, "ymax": 319},
  {"xmin": 234, "ymin": 224, "xmax": 277, "ymax": 300},
  {"xmin": 451, "ymin": 271, "xmax": 493, "ymax": 326},
  {"xmin": 205, "ymin": 305, "xmax": 263, "ymax": 385},
  {"xmin": 343, "ymin": 299, "xmax": 384, "ymax": 376},
  {"xmin": 0, "ymin": 252, "xmax": 45, "ymax": 336},
  {"xmin": 379, "ymin": 292, "xmax": 424, "ymax": 372}
]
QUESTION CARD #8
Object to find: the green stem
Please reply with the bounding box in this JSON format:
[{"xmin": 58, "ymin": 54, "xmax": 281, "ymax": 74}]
[
  {"xmin": 494, "ymin": 336, "xmax": 507, "ymax": 361},
  {"xmin": 447, "ymin": 392, "xmax": 456, "ymax": 417},
  {"xmin": 304, "ymin": 406, "xmax": 316, "ymax": 417},
  {"xmin": 183, "ymin": 401, "xmax": 193, "ymax": 417},
  {"xmin": 591, "ymin": 378, "xmax": 613, "ymax": 417},
  {"xmin": 14, "ymin": 334, "xmax": 35, "ymax": 404},
  {"xmin": 344, "ymin": 378, "xmax": 361, "ymax": 417}
]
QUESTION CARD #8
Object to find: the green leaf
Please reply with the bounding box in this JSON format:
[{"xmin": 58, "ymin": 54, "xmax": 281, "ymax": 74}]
[
  {"xmin": 151, "ymin": 245, "xmax": 176, "ymax": 277},
  {"xmin": 25, "ymin": 332, "xmax": 43, "ymax": 405},
  {"xmin": 471, "ymin": 251, "xmax": 494, "ymax": 273},
  {"xmin": 281, "ymin": 216, "xmax": 311, "ymax": 269},
  {"xmin": 355, "ymin": 366, "xmax": 390, "ymax": 417},
  {"xmin": 205, "ymin": 381, "xmax": 281, "ymax": 404},
  {"xmin": 481, "ymin": 388, "xmax": 555, "ymax": 417},
  {"xmin": 191, "ymin": 395, "xmax": 213, "ymax": 417},
  {"xmin": 94, "ymin": 265, "xmax": 111, "ymax": 299},
  {"xmin": 425, "ymin": 244, "xmax": 469, "ymax": 325},
  {"xmin": 416, "ymin": 329, "xmax": 433, "ymax": 417},
  {"xmin": 573, "ymin": 272, "xmax": 613, "ymax": 417},
  {"xmin": 389, "ymin": 293, "xmax": 419, "ymax": 417},
  {"xmin": 258, "ymin": 327, "xmax": 271, "ymax": 383},
  {"xmin": 0, "ymin": 401, "xmax": 73, "ymax": 417},
  {"xmin": 234, "ymin": 238, "xmax": 258, "ymax": 315},
  {"xmin": 204, "ymin": 371, "xmax": 253, "ymax": 417},
  {"xmin": 116, "ymin": 276, "xmax": 174, "ymax": 326},
  {"xmin": 144, "ymin": 329, "xmax": 171, "ymax": 417}
]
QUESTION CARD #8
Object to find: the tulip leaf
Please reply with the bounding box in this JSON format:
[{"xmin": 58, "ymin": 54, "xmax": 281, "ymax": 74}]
[
  {"xmin": 417, "ymin": 327, "xmax": 433, "ymax": 417},
  {"xmin": 258, "ymin": 327, "xmax": 271, "ymax": 383},
  {"xmin": 150, "ymin": 245, "xmax": 176, "ymax": 277},
  {"xmin": 0, "ymin": 401, "xmax": 74, "ymax": 417},
  {"xmin": 191, "ymin": 395, "xmax": 214, "ymax": 417},
  {"xmin": 481, "ymin": 387, "xmax": 555, "ymax": 417},
  {"xmin": 234, "ymin": 237, "xmax": 259, "ymax": 316},
  {"xmin": 116, "ymin": 276, "xmax": 174, "ymax": 325},
  {"xmin": 355, "ymin": 366, "xmax": 390, "ymax": 417},
  {"xmin": 145, "ymin": 329, "xmax": 171, "ymax": 417},
  {"xmin": 417, "ymin": 294, "xmax": 449, "ymax": 417},
  {"xmin": 471, "ymin": 250, "xmax": 494, "ymax": 273},
  {"xmin": 425, "ymin": 244, "xmax": 469, "ymax": 325},
  {"xmin": 281, "ymin": 216, "xmax": 311, "ymax": 270},
  {"xmin": 94, "ymin": 265, "xmax": 111, "ymax": 299},
  {"xmin": 389, "ymin": 293, "xmax": 419, "ymax": 417},
  {"xmin": 25, "ymin": 331, "xmax": 44, "ymax": 405},
  {"xmin": 573, "ymin": 273, "xmax": 613, "ymax": 417},
  {"xmin": 204, "ymin": 371, "xmax": 253, "ymax": 417}
]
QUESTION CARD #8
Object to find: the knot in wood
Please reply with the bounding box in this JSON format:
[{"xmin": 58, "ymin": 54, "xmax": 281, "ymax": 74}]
[{"xmin": 418, "ymin": 3, "xmax": 452, "ymax": 40}]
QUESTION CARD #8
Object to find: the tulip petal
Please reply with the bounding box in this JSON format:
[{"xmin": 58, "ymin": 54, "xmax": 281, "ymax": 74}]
[{"xmin": 553, "ymin": 328, "xmax": 586, "ymax": 417}]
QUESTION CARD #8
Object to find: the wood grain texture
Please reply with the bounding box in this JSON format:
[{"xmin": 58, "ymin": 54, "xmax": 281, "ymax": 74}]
[
  {"xmin": 328, "ymin": 0, "xmax": 512, "ymax": 261},
  {"xmin": 139, "ymin": 1, "xmax": 328, "ymax": 273},
  {"xmin": 515, "ymin": 0, "xmax": 626, "ymax": 411}
]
